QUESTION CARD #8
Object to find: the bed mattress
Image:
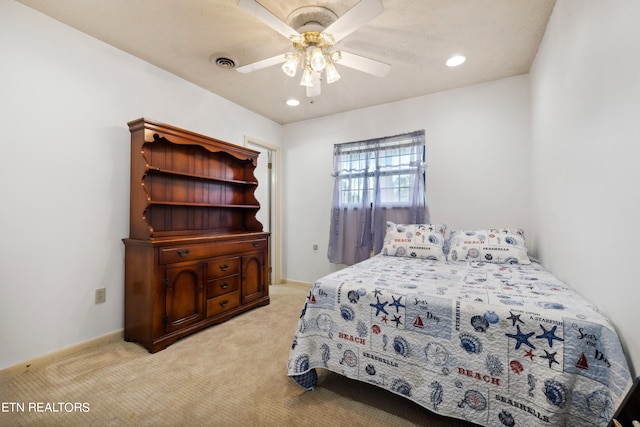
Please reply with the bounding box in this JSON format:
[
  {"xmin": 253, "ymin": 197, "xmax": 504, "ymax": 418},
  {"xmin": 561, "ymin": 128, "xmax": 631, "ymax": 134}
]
[{"xmin": 287, "ymin": 255, "xmax": 631, "ymax": 426}]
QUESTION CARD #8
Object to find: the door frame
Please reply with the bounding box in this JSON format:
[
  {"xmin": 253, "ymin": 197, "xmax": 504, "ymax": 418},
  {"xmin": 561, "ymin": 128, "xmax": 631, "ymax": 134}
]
[{"xmin": 244, "ymin": 136, "xmax": 281, "ymax": 286}]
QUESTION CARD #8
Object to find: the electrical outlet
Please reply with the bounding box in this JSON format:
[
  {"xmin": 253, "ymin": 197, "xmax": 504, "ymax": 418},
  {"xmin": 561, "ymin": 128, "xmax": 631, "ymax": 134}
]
[
  {"xmin": 313, "ymin": 243, "xmax": 318, "ymax": 251},
  {"xmin": 95, "ymin": 288, "xmax": 106, "ymax": 304}
]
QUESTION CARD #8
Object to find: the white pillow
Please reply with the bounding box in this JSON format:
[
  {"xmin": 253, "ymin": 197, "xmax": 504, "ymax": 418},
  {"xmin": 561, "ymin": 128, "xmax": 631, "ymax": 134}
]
[
  {"xmin": 447, "ymin": 228, "xmax": 530, "ymax": 264},
  {"xmin": 381, "ymin": 223, "xmax": 447, "ymax": 260}
]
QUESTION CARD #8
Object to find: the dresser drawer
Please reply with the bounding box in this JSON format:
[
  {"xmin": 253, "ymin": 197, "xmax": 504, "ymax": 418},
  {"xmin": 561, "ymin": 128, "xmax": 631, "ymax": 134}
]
[
  {"xmin": 159, "ymin": 239, "xmax": 267, "ymax": 265},
  {"xmin": 207, "ymin": 257, "xmax": 240, "ymax": 279},
  {"xmin": 207, "ymin": 275, "xmax": 240, "ymax": 298},
  {"xmin": 206, "ymin": 291, "xmax": 240, "ymax": 317}
]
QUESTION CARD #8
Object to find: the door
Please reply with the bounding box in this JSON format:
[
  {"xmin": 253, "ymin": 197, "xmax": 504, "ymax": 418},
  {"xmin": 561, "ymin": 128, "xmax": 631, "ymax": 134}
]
[
  {"xmin": 164, "ymin": 263, "xmax": 205, "ymax": 333},
  {"xmin": 246, "ymin": 139, "xmax": 279, "ymax": 285}
]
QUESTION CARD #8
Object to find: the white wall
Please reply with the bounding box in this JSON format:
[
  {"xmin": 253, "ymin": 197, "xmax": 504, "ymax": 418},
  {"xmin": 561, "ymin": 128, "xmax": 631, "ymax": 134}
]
[
  {"xmin": 0, "ymin": 0, "xmax": 281, "ymax": 370},
  {"xmin": 530, "ymin": 0, "xmax": 640, "ymax": 375},
  {"xmin": 282, "ymin": 75, "xmax": 532, "ymax": 283}
]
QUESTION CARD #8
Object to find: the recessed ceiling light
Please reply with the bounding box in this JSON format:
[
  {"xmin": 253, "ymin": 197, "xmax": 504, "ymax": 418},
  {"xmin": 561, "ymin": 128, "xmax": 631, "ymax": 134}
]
[
  {"xmin": 286, "ymin": 99, "xmax": 300, "ymax": 107},
  {"xmin": 446, "ymin": 55, "xmax": 466, "ymax": 67}
]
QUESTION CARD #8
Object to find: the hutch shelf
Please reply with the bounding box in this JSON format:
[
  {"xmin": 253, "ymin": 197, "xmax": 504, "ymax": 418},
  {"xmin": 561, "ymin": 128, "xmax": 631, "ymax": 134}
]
[{"xmin": 123, "ymin": 118, "xmax": 270, "ymax": 353}]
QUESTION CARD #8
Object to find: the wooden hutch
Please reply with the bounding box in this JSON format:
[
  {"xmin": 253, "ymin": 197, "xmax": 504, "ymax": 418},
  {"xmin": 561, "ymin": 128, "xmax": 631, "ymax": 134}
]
[{"xmin": 123, "ymin": 118, "xmax": 269, "ymax": 353}]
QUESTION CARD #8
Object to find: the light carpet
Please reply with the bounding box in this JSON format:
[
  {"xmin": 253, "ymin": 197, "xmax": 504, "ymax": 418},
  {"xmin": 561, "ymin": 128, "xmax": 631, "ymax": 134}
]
[{"xmin": 0, "ymin": 282, "xmax": 475, "ymax": 427}]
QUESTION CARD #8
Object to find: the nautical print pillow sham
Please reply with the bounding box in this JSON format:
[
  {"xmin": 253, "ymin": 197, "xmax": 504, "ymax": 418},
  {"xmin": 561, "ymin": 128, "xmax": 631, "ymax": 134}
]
[
  {"xmin": 381, "ymin": 222, "xmax": 447, "ymax": 260},
  {"xmin": 447, "ymin": 228, "xmax": 530, "ymax": 264}
]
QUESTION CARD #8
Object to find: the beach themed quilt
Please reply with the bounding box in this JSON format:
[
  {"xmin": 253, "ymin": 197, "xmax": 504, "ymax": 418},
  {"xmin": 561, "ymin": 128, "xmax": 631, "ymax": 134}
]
[{"xmin": 287, "ymin": 255, "xmax": 631, "ymax": 427}]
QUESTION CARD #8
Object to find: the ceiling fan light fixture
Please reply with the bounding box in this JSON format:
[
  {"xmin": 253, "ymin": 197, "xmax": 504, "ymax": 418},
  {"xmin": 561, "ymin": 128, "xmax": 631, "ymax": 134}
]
[
  {"xmin": 282, "ymin": 53, "xmax": 300, "ymax": 77},
  {"xmin": 319, "ymin": 32, "xmax": 335, "ymax": 45},
  {"xmin": 290, "ymin": 34, "xmax": 305, "ymax": 44},
  {"xmin": 300, "ymin": 68, "xmax": 314, "ymax": 87},
  {"xmin": 310, "ymin": 47, "xmax": 327, "ymax": 71},
  {"xmin": 325, "ymin": 61, "xmax": 340, "ymax": 84}
]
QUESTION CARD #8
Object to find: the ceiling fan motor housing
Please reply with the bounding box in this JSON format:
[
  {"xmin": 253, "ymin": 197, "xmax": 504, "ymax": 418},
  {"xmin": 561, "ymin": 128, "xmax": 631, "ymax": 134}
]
[{"xmin": 286, "ymin": 6, "xmax": 338, "ymax": 32}]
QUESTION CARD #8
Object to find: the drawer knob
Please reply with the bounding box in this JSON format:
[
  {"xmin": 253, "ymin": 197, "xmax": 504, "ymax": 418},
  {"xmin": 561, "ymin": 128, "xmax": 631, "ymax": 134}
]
[
  {"xmin": 220, "ymin": 264, "xmax": 229, "ymax": 271},
  {"xmin": 177, "ymin": 249, "xmax": 190, "ymax": 257},
  {"xmin": 219, "ymin": 300, "xmax": 228, "ymax": 307},
  {"xmin": 220, "ymin": 282, "xmax": 229, "ymax": 289},
  {"xmin": 252, "ymin": 242, "xmax": 260, "ymax": 247}
]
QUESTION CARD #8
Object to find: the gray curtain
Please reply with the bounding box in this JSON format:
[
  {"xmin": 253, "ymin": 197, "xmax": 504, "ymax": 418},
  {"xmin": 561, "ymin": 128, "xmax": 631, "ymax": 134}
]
[{"xmin": 327, "ymin": 130, "xmax": 428, "ymax": 265}]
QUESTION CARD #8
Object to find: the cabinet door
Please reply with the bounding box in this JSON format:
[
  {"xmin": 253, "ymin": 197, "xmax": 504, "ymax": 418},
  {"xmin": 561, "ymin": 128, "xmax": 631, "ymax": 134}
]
[
  {"xmin": 241, "ymin": 251, "xmax": 266, "ymax": 303},
  {"xmin": 165, "ymin": 263, "xmax": 205, "ymax": 333}
]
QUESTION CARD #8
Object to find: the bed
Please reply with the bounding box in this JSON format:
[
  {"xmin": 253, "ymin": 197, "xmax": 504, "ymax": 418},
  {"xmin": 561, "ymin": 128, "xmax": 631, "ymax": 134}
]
[{"xmin": 287, "ymin": 225, "xmax": 632, "ymax": 427}]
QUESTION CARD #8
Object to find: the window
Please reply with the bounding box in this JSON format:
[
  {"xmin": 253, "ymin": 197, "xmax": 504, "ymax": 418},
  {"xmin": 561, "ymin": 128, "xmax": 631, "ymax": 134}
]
[
  {"xmin": 328, "ymin": 130, "xmax": 428, "ymax": 265},
  {"xmin": 337, "ymin": 139, "xmax": 421, "ymax": 206}
]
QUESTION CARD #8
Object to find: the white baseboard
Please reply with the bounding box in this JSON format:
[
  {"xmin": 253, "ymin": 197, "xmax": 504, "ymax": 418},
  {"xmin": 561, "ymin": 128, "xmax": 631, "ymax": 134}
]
[
  {"xmin": 0, "ymin": 329, "xmax": 123, "ymax": 380},
  {"xmin": 280, "ymin": 279, "xmax": 313, "ymax": 287}
]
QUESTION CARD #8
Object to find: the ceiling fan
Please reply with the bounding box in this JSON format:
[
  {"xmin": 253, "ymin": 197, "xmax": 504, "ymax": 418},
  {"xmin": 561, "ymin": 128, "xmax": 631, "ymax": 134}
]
[{"xmin": 236, "ymin": 0, "xmax": 391, "ymax": 97}]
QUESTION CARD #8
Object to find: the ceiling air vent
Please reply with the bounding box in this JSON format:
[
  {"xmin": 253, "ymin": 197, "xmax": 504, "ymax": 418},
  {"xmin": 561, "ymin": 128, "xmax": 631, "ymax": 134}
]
[{"xmin": 214, "ymin": 57, "xmax": 236, "ymax": 70}]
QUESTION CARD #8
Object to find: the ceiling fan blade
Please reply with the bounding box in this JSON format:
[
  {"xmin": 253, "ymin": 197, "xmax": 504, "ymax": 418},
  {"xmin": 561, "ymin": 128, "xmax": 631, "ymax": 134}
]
[
  {"xmin": 237, "ymin": 0, "xmax": 300, "ymax": 39},
  {"xmin": 338, "ymin": 51, "xmax": 390, "ymax": 78},
  {"xmin": 236, "ymin": 54, "xmax": 286, "ymax": 74},
  {"xmin": 323, "ymin": 0, "xmax": 384, "ymax": 43},
  {"xmin": 306, "ymin": 72, "xmax": 322, "ymax": 97}
]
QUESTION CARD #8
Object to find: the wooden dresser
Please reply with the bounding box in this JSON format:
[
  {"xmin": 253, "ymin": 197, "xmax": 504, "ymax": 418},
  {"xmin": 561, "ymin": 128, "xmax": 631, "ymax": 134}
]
[{"xmin": 123, "ymin": 118, "xmax": 269, "ymax": 353}]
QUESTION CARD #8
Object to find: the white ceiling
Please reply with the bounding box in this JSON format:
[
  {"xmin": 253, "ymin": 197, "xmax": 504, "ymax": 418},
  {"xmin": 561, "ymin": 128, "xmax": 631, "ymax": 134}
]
[{"xmin": 16, "ymin": 0, "xmax": 556, "ymax": 125}]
